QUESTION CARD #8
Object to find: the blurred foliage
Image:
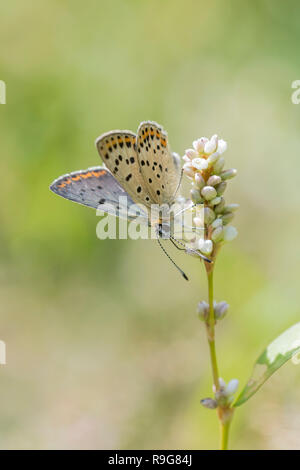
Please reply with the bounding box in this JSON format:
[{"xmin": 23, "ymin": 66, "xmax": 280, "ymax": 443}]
[{"xmin": 0, "ymin": 0, "xmax": 300, "ymax": 449}]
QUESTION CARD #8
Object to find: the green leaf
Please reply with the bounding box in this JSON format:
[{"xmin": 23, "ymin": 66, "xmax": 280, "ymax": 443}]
[{"xmin": 234, "ymin": 322, "xmax": 300, "ymax": 407}]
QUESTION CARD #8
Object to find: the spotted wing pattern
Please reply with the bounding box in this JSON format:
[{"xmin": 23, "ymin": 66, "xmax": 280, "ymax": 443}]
[
  {"xmin": 136, "ymin": 121, "xmax": 181, "ymax": 205},
  {"xmin": 50, "ymin": 166, "xmax": 148, "ymax": 221},
  {"xmin": 95, "ymin": 131, "xmax": 153, "ymax": 208}
]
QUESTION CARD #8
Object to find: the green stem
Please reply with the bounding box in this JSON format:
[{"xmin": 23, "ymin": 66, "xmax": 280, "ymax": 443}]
[
  {"xmin": 204, "ymin": 264, "xmax": 233, "ymax": 450},
  {"xmin": 220, "ymin": 420, "xmax": 230, "ymax": 450},
  {"xmin": 206, "ymin": 269, "xmax": 219, "ymax": 390}
]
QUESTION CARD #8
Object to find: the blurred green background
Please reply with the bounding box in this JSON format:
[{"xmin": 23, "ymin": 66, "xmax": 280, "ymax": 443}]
[{"xmin": 1, "ymin": 0, "xmax": 300, "ymax": 450}]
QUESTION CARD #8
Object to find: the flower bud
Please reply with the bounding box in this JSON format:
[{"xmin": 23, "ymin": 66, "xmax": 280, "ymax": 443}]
[
  {"xmin": 223, "ymin": 225, "xmax": 238, "ymax": 241},
  {"xmin": 204, "ymin": 207, "xmax": 216, "ymax": 224},
  {"xmin": 214, "ymin": 301, "xmax": 229, "ymax": 319},
  {"xmin": 223, "ymin": 203, "xmax": 239, "ymax": 213},
  {"xmin": 211, "ymin": 226, "xmax": 224, "ymax": 243},
  {"xmin": 194, "ymin": 172, "xmax": 205, "ymax": 189},
  {"xmin": 213, "ymin": 377, "xmax": 226, "ymax": 394},
  {"xmin": 220, "ymin": 168, "xmax": 237, "ymax": 180},
  {"xmin": 200, "ymin": 398, "xmax": 218, "ymax": 409},
  {"xmin": 211, "ymin": 218, "xmax": 223, "ymax": 229},
  {"xmin": 193, "ymin": 216, "xmax": 203, "ymax": 227},
  {"xmin": 197, "ymin": 300, "xmax": 209, "ymax": 320},
  {"xmin": 207, "ymin": 175, "xmax": 222, "ymax": 187},
  {"xmin": 221, "ymin": 212, "xmax": 234, "ymax": 224},
  {"xmin": 217, "ymin": 139, "xmax": 227, "ymax": 154},
  {"xmin": 207, "ymin": 151, "xmax": 220, "ymax": 166},
  {"xmin": 214, "ymin": 197, "xmax": 225, "ymax": 214},
  {"xmin": 198, "ymin": 239, "xmax": 213, "ymax": 255},
  {"xmin": 215, "ymin": 181, "xmax": 227, "ymax": 196},
  {"xmin": 210, "ymin": 196, "xmax": 222, "ymax": 206},
  {"xmin": 201, "ymin": 186, "xmax": 217, "ymax": 201},
  {"xmin": 185, "ymin": 148, "xmax": 198, "ymax": 160},
  {"xmin": 190, "ymin": 188, "xmax": 203, "ymax": 204},
  {"xmin": 193, "ymin": 138, "xmax": 208, "ymax": 153},
  {"xmin": 182, "ymin": 155, "xmax": 191, "ymax": 163},
  {"xmin": 192, "ymin": 158, "xmax": 208, "ymax": 171},
  {"xmin": 225, "ymin": 379, "xmax": 239, "ymax": 397},
  {"xmin": 183, "ymin": 162, "xmax": 195, "ymax": 178},
  {"xmin": 204, "ymin": 134, "xmax": 218, "ymax": 154},
  {"xmin": 213, "ymin": 157, "xmax": 225, "ymax": 174}
]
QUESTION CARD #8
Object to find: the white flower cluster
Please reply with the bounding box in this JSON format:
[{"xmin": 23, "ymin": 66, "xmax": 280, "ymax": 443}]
[
  {"xmin": 213, "ymin": 377, "xmax": 239, "ymax": 405},
  {"xmin": 182, "ymin": 134, "xmax": 238, "ymax": 257},
  {"xmin": 201, "ymin": 377, "xmax": 239, "ymax": 409},
  {"xmin": 183, "ymin": 135, "xmax": 227, "ymax": 174}
]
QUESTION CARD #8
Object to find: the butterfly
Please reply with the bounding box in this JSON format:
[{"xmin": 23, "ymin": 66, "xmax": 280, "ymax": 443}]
[{"xmin": 50, "ymin": 121, "xmax": 209, "ymax": 279}]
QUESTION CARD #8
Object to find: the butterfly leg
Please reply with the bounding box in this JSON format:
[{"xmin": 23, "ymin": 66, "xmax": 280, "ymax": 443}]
[
  {"xmin": 156, "ymin": 234, "xmax": 189, "ymax": 281},
  {"xmin": 169, "ymin": 237, "xmax": 186, "ymax": 251},
  {"xmin": 169, "ymin": 236, "xmax": 212, "ymax": 263}
]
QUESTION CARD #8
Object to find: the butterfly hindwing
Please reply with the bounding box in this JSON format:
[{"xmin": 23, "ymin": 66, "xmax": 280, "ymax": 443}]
[
  {"xmin": 136, "ymin": 121, "xmax": 181, "ymax": 205},
  {"xmin": 95, "ymin": 131, "xmax": 153, "ymax": 207}
]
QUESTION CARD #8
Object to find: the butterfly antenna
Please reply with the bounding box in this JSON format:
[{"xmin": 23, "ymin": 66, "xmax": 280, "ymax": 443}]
[
  {"xmin": 172, "ymin": 168, "xmax": 184, "ymax": 199},
  {"xmin": 170, "ymin": 236, "xmax": 212, "ymax": 263},
  {"xmin": 174, "ymin": 201, "xmax": 196, "ymax": 218},
  {"xmin": 156, "ymin": 235, "xmax": 189, "ymax": 281}
]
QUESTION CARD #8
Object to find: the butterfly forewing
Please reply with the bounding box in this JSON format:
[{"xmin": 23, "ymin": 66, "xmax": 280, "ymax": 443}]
[
  {"xmin": 136, "ymin": 121, "xmax": 181, "ymax": 205},
  {"xmin": 95, "ymin": 131, "xmax": 153, "ymax": 208},
  {"xmin": 50, "ymin": 167, "xmax": 148, "ymax": 222}
]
